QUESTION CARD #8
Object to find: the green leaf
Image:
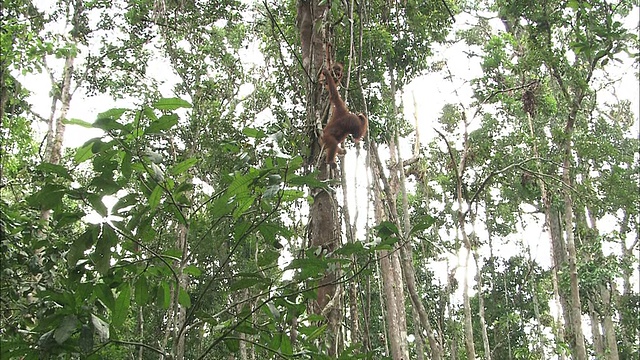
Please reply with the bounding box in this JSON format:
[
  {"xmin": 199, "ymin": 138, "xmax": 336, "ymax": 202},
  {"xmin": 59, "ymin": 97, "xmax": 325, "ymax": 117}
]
[
  {"xmin": 75, "ymin": 142, "xmax": 95, "ymax": 163},
  {"xmin": 55, "ymin": 210, "xmax": 86, "ymax": 229},
  {"xmin": 146, "ymin": 114, "xmax": 179, "ymax": 133},
  {"xmin": 134, "ymin": 276, "xmax": 149, "ymax": 306},
  {"xmin": 94, "ymin": 110, "xmax": 127, "ymax": 131},
  {"xmin": 94, "ymin": 284, "xmax": 115, "ymax": 311},
  {"xmin": 224, "ymin": 338, "xmax": 240, "ymax": 352},
  {"xmin": 37, "ymin": 163, "xmax": 73, "ymax": 180},
  {"xmin": 67, "ymin": 226, "xmax": 98, "ymax": 266},
  {"xmin": 97, "ymin": 108, "xmax": 127, "ymax": 121},
  {"xmin": 409, "ymin": 215, "xmax": 435, "ymax": 235},
  {"xmin": 121, "ymin": 152, "xmax": 133, "ymax": 180},
  {"xmin": 376, "ymin": 221, "xmax": 400, "ymax": 238},
  {"xmin": 183, "ymin": 265, "xmax": 202, "ymax": 277},
  {"xmin": 152, "ymin": 97, "xmax": 192, "ymax": 110},
  {"xmin": 287, "ymin": 174, "xmax": 329, "ymax": 189},
  {"xmin": 280, "ymin": 332, "xmax": 293, "ymax": 355},
  {"xmin": 28, "ymin": 184, "xmax": 66, "ymax": 210},
  {"xmin": 257, "ymin": 249, "xmax": 280, "ymax": 267},
  {"xmin": 177, "ymin": 288, "xmax": 191, "ymax": 308},
  {"xmin": 160, "ymin": 282, "xmax": 171, "ymax": 309},
  {"xmin": 242, "ymin": 127, "xmax": 266, "ymax": 138},
  {"xmin": 566, "ymin": 0, "xmax": 580, "ymax": 10},
  {"xmin": 54, "ymin": 316, "xmax": 79, "ymax": 344},
  {"xmin": 79, "ymin": 324, "xmax": 93, "ymax": 354},
  {"xmin": 287, "ymin": 258, "xmax": 327, "ymax": 279},
  {"xmin": 233, "ymin": 195, "xmax": 255, "ymax": 218},
  {"xmin": 87, "ymin": 193, "xmax": 108, "ymax": 217},
  {"xmin": 112, "ymin": 283, "xmax": 131, "ymax": 328},
  {"xmin": 63, "ymin": 118, "xmax": 93, "ymax": 128},
  {"xmin": 230, "ymin": 277, "xmax": 263, "ymax": 291},
  {"xmin": 148, "ymin": 185, "xmax": 163, "ymax": 210},
  {"xmin": 306, "ymin": 323, "xmax": 327, "ymax": 341},
  {"xmin": 170, "ymin": 158, "xmax": 198, "ymax": 176},
  {"xmin": 90, "ymin": 314, "xmax": 110, "ymax": 342},
  {"xmin": 112, "ymin": 193, "xmax": 138, "ymax": 213},
  {"xmin": 92, "ymin": 226, "xmax": 117, "ymax": 274},
  {"xmin": 235, "ymin": 323, "xmax": 259, "ymax": 335},
  {"xmin": 90, "ymin": 175, "xmax": 120, "ymax": 195},
  {"xmin": 334, "ymin": 242, "xmax": 366, "ymax": 256}
]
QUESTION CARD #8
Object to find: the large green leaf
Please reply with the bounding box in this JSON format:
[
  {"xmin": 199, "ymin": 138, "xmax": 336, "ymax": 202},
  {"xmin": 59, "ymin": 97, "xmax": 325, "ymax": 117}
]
[
  {"xmin": 146, "ymin": 114, "xmax": 179, "ymax": 133},
  {"xmin": 148, "ymin": 185, "xmax": 163, "ymax": 209},
  {"xmin": 112, "ymin": 283, "xmax": 131, "ymax": 328},
  {"xmin": 53, "ymin": 316, "xmax": 79, "ymax": 344},
  {"xmin": 170, "ymin": 158, "xmax": 198, "ymax": 176},
  {"xmin": 92, "ymin": 226, "xmax": 117, "ymax": 274},
  {"xmin": 152, "ymin": 97, "xmax": 192, "ymax": 110},
  {"xmin": 36, "ymin": 163, "xmax": 73, "ymax": 180},
  {"xmin": 63, "ymin": 118, "xmax": 93, "ymax": 128},
  {"xmin": 67, "ymin": 226, "xmax": 98, "ymax": 266},
  {"xmin": 134, "ymin": 276, "xmax": 149, "ymax": 306},
  {"xmin": 177, "ymin": 288, "xmax": 191, "ymax": 308}
]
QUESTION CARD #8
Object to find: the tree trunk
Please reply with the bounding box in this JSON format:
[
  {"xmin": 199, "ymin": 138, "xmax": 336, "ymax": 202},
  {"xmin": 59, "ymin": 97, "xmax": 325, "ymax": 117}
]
[
  {"xmin": 297, "ymin": 0, "xmax": 342, "ymax": 355},
  {"xmin": 526, "ymin": 112, "xmax": 568, "ymax": 358},
  {"xmin": 372, "ymin": 155, "xmax": 409, "ymax": 360},
  {"xmin": 561, "ymin": 106, "xmax": 587, "ymax": 360},
  {"xmin": 588, "ymin": 301, "xmax": 605, "ymax": 357},
  {"xmin": 462, "ymin": 249, "xmax": 476, "ymax": 359},
  {"xmin": 473, "ymin": 250, "xmax": 491, "ymax": 360},
  {"xmin": 601, "ymin": 285, "xmax": 619, "ymax": 360}
]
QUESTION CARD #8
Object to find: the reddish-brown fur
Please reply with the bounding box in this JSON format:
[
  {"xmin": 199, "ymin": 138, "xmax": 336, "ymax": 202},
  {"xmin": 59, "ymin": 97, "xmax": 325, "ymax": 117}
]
[{"xmin": 320, "ymin": 68, "xmax": 368, "ymax": 166}]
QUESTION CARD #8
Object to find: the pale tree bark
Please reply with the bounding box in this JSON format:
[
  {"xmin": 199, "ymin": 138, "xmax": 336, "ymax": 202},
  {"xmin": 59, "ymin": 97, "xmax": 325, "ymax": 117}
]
[
  {"xmin": 443, "ymin": 111, "xmax": 476, "ymax": 359},
  {"xmin": 472, "ymin": 249, "xmax": 491, "ymax": 360},
  {"xmin": 461, "ymin": 249, "xmax": 476, "ymax": 359},
  {"xmin": 412, "ymin": 307, "xmax": 425, "ymax": 360},
  {"xmin": 42, "ymin": 0, "xmax": 83, "ymax": 196},
  {"xmin": 394, "ymin": 85, "xmax": 443, "ymax": 360},
  {"xmin": 372, "ymin": 146, "xmax": 409, "ymax": 360},
  {"xmin": 526, "ymin": 112, "xmax": 568, "ymax": 358},
  {"xmin": 375, "ymin": 258, "xmax": 391, "ymax": 356},
  {"xmin": 386, "ymin": 72, "xmax": 443, "ymax": 360},
  {"xmin": 560, "ymin": 102, "xmax": 587, "ymax": 360},
  {"xmin": 588, "ymin": 301, "xmax": 605, "ymax": 357},
  {"xmin": 601, "ymin": 286, "xmax": 619, "ymax": 360},
  {"xmin": 338, "ymin": 132, "xmax": 361, "ymax": 349},
  {"xmin": 173, "ymin": 223, "xmax": 190, "ymax": 360}
]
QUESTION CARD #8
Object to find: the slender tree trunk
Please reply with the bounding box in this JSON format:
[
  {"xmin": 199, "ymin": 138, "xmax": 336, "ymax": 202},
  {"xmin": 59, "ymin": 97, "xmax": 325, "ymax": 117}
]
[
  {"xmin": 375, "ymin": 257, "xmax": 391, "ymax": 356},
  {"xmin": 561, "ymin": 106, "xmax": 587, "ymax": 360},
  {"xmin": 373, "ymin": 155, "xmax": 408, "ymax": 360},
  {"xmin": 526, "ymin": 112, "xmax": 567, "ymax": 358},
  {"xmin": 601, "ymin": 285, "xmax": 619, "ymax": 360},
  {"xmin": 412, "ymin": 307, "xmax": 425, "ymax": 360},
  {"xmin": 462, "ymin": 249, "xmax": 476, "ymax": 359},
  {"xmin": 588, "ymin": 301, "xmax": 605, "ymax": 357},
  {"xmin": 472, "ymin": 250, "xmax": 491, "ymax": 360},
  {"xmin": 339, "ymin": 144, "xmax": 360, "ymax": 350}
]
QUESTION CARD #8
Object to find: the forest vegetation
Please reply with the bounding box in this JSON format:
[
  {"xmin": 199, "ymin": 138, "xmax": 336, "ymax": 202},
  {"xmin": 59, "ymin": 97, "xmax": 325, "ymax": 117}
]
[{"xmin": 1, "ymin": 0, "xmax": 638, "ymax": 359}]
